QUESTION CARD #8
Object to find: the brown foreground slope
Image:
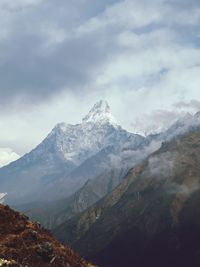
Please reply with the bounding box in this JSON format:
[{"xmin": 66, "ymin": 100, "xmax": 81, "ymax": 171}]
[{"xmin": 0, "ymin": 204, "xmax": 95, "ymax": 267}]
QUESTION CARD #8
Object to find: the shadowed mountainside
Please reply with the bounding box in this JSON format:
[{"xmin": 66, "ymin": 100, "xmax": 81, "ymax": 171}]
[
  {"xmin": 18, "ymin": 168, "xmax": 127, "ymax": 229},
  {"xmin": 54, "ymin": 131, "xmax": 200, "ymax": 267}
]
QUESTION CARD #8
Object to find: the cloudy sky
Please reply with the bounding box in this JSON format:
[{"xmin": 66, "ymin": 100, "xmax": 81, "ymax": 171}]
[{"xmin": 0, "ymin": 0, "xmax": 200, "ymax": 166}]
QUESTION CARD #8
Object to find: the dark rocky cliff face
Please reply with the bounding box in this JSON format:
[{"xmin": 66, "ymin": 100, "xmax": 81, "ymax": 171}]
[{"xmin": 54, "ymin": 131, "xmax": 200, "ymax": 267}]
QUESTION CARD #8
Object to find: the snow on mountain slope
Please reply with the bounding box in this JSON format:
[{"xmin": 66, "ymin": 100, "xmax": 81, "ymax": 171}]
[
  {"xmin": 33, "ymin": 109, "xmax": 200, "ymax": 229},
  {"xmin": 45, "ymin": 100, "xmax": 131, "ymax": 165},
  {"xmin": 157, "ymin": 111, "xmax": 200, "ymax": 141},
  {"xmin": 82, "ymin": 100, "xmax": 118, "ymax": 125},
  {"xmin": 30, "ymin": 101, "xmax": 148, "ymax": 200},
  {"xmin": 0, "ymin": 193, "xmax": 7, "ymax": 204},
  {"xmin": 0, "ymin": 100, "xmax": 146, "ymax": 204},
  {"xmin": 2, "ymin": 100, "xmax": 200, "ymax": 206}
]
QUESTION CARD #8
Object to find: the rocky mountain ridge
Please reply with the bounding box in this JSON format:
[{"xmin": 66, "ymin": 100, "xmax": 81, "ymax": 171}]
[
  {"xmin": 0, "ymin": 100, "xmax": 145, "ymax": 204},
  {"xmin": 12, "ymin": 105, "xmax": 200, "ymax": 230},
  {"xmin": 54, "ymin": 130, "xmax": 200, "ymax": 267}
]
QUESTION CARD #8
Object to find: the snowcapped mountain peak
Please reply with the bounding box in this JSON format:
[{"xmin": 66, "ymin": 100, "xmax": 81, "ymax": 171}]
[
  {"xmin": 82, "ymin": 100, "xmax": 118, "ymax": 126},
  {"xmin": 92, "ymin": 100, "xmax": 110, "ymax": 113},
  {"xmin": 31, "ymin": 100, "xmax": 134, "ymax": 167}
]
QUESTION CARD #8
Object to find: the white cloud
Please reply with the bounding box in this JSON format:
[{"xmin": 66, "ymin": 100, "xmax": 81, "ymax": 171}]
[
  {"xmin": 0, "ymin": 148, "xmax": 20, "ymax": 167},
  {"xmin": 0, "ymin": 0, "xmax": 199, "ymax": 153},
  {"xmin": 77, "ymin": 0, "xmax": 164, "ymax": 34},
  {"xmin": 132, "ymin": 110, "xmax": 181, "ymax": 134}
]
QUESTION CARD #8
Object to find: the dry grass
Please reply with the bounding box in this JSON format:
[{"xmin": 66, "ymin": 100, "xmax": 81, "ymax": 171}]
[{"xmin": 0, "ymin": 204, "xmax": 96, "ymax": 267}]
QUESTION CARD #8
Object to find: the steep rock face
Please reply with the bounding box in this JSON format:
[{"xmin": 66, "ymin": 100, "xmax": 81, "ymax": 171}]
[
  {"xmin": 47, "ymin": 134, "xmax": 149, "ymax": 201},
  {"xmin": 0, "ymin": 204, "xmax": 96, "ymax": 267},
  {"xmin": 20, "ymin": 168, "xmax": 127, "ymax": 229},
  {"xmin": 2, "ymin": 101, "xmax": 199, "ymax": 205},
  {"xmin": 54, "ymin": 131, "xmax": 200, "ymax": 267},
  {"xmin": 16, "ymin": 137, "xmax": 159, "ymax": 229},
  {"xmin": 0, "ymin": 100, "xmax": 145, "ymax": 204},
  {"xmin": 16, "ymin": 110, "xmax": 200, "ymax": 231}
]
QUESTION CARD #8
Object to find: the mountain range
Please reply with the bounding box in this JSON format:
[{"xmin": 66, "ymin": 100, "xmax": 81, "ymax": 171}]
[
  {"xmin": 20, "ymin": 168, "xmax": 127, "ymax": 229},
  {"xmin": 0, "ymin": 100, "xmax": 147, "ymax": 205},
  {"xmin": 54, "ymin": 130, "xmax": 200, "ymax": 267},
  {"xmin": 1, "ymin": 100, "xmax": 200, "ymax": 267},
  {"xmin": 2, "ymin": 100, "xmax": 200, "ymax": 227},
  {"xmin": 20, "ymin": 103, "xmax": 200, "ymax": 229},
  {"xmin": 8, "ymin": 100, "xmax": 163, "ymax": 228}
]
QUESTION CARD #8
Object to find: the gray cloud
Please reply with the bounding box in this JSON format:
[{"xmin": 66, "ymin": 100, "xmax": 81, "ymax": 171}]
[
  {"xmin": 173, "ymin": 100, "xmax": 200, "ymax": 110},
  {"xmin": 147, "ymin": 151, "xmax": 177, "ymax": 179},
  {"xmin": 0, "ymin": 0, "xmax": 199, "ymax": 108},
  {"xmin": 0, "ymin": 0, "xmax": 200, "ymax": 156},
  {"xmin": 108, "ymin": 139, "xmax": 162, "ymax": 170},
  {"xmin": 132, "ymin": 110, "xmax": 183, "ymax": 134},
  {"xmin": 167, "ymin": 182, "xmax": 200, "ymax": 196},
  {"xmin": 0, "ymin": 0, "xmax": 122, "ymax": 106}
]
